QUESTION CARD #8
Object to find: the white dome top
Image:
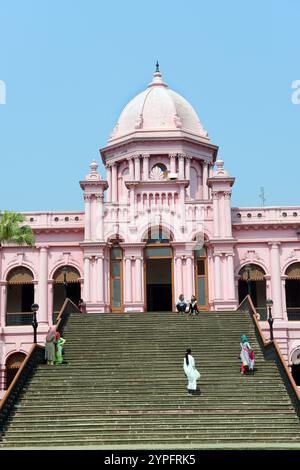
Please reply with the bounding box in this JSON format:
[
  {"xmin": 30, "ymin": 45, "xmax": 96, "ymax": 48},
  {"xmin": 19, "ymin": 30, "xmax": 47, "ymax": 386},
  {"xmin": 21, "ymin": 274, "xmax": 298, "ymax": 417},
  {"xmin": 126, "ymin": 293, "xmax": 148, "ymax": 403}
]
[{"xmin": 108, "ymin": 69, "xmax": 209, "ymax": 144}]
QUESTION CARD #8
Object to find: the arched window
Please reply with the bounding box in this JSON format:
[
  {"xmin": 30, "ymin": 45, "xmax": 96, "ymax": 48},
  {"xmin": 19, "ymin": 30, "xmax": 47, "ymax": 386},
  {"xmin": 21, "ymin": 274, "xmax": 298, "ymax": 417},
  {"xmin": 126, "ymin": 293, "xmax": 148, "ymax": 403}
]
[
  {"xmin": 150, "ymin": 163, "xmax": 167, "ymax": 180},
  {"xmin": 110, "ymin": 244, "xmax": 123, "ymax": 312},
  {"xmin": 5, "ymin": 352, "xmax": 27, "ymax": 389},
  {"xmin": 52, "ymin": 266, "xmax": 81, "ymax": 320},
  {"xmin": 238, "ymin": 264, "xmax": 266, "ymax": 318},
  {"xmin": 6, "ymin": 267, "xmax": 34, "ymax": 325},
  {"xmin": 285, "ymin": 263, "xmax": 300, "ymax": 320}
]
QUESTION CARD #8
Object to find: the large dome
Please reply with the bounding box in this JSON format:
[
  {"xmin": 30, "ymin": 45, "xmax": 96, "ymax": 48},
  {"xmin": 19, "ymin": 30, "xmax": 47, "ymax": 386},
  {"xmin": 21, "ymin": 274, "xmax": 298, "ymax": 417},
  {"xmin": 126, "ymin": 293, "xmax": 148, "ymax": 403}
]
[{"xmin": 108, "ymin": 68, "xmax": 209, "ymax": 145}]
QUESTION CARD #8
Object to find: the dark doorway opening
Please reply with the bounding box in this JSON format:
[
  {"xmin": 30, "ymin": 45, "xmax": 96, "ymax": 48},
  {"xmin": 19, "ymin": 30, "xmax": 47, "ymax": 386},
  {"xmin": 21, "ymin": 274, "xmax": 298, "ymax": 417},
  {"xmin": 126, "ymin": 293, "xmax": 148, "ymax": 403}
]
[
  {"xmin": 146, "ymin": 259, "xmax": 172, "ymax": 311},
  {"xmin": 292, "ymin": 364, "xmax": 300, "ymax": 386}
]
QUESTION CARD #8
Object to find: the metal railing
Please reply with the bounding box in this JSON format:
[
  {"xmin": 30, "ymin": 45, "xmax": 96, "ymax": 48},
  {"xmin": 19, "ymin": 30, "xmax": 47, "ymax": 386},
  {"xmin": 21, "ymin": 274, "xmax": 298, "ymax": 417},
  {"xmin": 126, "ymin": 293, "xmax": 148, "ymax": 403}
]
[
  {"xmin": 0, "ymin": 298, "xmax": 80, "ymax": 440},
  {"xmin": 5, "ymin": 312, "xmax": 33, "ymax": 326},
  {"xmin": 238, "ymin": 295, "xmax": 300, "ymax": 419}
]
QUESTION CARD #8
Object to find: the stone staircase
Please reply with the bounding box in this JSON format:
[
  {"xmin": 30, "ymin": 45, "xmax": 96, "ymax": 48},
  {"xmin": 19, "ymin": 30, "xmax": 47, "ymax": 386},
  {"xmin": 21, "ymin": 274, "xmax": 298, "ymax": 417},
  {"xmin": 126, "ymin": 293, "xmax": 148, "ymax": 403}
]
[{"xmin": 1, "ymin": 311, "xmax": 300, "ymax": 447}]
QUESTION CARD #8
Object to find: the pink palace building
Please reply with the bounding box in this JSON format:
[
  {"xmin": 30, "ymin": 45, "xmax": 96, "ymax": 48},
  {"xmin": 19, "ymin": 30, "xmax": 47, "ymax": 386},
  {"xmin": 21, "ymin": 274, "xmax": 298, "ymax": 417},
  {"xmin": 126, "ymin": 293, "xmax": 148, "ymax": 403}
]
[{"xmin": 1, "ymin": 66, "xmax": 300, "ymax": 396}]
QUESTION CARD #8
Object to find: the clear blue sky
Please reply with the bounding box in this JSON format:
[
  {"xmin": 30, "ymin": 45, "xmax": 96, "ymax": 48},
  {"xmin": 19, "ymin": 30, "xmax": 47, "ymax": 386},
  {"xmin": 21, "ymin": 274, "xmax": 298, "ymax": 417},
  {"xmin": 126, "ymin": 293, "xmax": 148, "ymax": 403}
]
[{"xmin": 0, "ymin": 0, "xmax": 299, "ymax": 211}]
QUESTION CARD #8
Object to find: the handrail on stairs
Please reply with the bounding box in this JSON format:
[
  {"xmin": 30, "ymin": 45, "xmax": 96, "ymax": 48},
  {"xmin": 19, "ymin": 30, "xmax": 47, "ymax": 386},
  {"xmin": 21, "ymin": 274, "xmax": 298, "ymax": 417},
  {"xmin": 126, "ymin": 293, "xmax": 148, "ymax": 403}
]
[
  {"xmin": 0, "ymin": 298, "xmax": 80, "ymax": 439},
  {"xmin": 238, "ymin": 295, "xmax": 300, "ymax": 418}
]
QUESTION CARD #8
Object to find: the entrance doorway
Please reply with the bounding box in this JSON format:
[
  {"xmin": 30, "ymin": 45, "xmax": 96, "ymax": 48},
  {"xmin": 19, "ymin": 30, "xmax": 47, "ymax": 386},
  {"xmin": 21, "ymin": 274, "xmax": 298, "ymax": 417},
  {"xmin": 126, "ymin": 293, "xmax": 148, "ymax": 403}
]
[
  {"xmin": 238, "ymin": 264, "xmax": 267, "ymax": 318},
  {"xmin": 285, "ymin": 263, "xmax": 300, "ymax": 320},
  {"xmin": 5, "ymin": 352, "xmax": 26, "ymax": 389},
  {"xmin": 53, "ymin": 266, "xmax": 81, "ymax": 318},
  {"xmin": 146, "ymin": 258, "xmax": 172, "ymax": 311},
  {"xmin": 144, "ymin": 227, "xmax": 173, "ymax": 312},
  {"xmin": 6, "ymin": 267, "xmax": 34, "ymax": 325}
]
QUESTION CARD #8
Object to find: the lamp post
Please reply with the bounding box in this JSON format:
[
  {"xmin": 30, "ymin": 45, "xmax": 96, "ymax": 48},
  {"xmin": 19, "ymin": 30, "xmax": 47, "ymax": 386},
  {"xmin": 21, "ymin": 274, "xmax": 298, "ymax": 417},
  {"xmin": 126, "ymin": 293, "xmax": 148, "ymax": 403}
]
[
  {"xmin": 266, "ymin": 298, "xmax": 274, "ymax": 341},
  {"xmin": 62, "ymin": 266, "xmax": 68, "ymax": 299},
  {"xmin": 245, "ymin": 264, "xmax": 252, "ymax": 298},
  {"xmin": 31, "ymin": 303, "xmax": 39, "ymax": 344}
]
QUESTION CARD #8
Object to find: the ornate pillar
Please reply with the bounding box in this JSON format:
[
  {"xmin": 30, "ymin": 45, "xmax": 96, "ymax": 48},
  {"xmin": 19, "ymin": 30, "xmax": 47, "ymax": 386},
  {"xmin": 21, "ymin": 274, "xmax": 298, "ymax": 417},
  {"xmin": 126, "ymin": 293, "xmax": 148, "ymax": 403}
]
[
  {"xmin": 84, "ymin": 194, "xmax": 91, "ymax": 241},
  {"xmin": 142, "ymin": 154, "xmax": 150, "ymax": 181},
  {"xmin": 170, "ymin": 154, "xmax": 176, "ymax": 173},
  {"xmin": 214, "ymin": 254, "xmax": 222, "ymax": 299},
  {"xmin": 212, "ymin": 191, "xmax": 220, "ymax": 237},
  {"xmin": 281, "ymin": 275, "xmax": 288, "ymax": 321},
  {"xmin": 38, "ymin": 246, "xmax": 48, "ymax": 324},
  {"xmin": 226, "ymin": 254, "xmax": 235, "ymax": 299},
  {"xmin": 106, "ymin": 164, "xmax": 112, "ymax": 202},
  {"xmin": 0, "ymin": 284, "xmax": 7, "ymax": 327},
  {"xmin": 134, "ymin": 155, "xmax": 141, "ymax": 181},
  {"xmin": 178, "ymin": 154, "xmax": 185, "ymax": 179},
  {"xmin": 111, "ymin": 163, "xmax": 118, "ymax": 202},
  {"xmin": 269, "ymin": 242, "xmax": 283, "ymax": 319},
  {"xmin": 202, "ymin": 162, "xmax": 209, "ymax": 199},
  {"xmin": 135, "ymin": 257, "xmax": 142, "ymax": 302},
  {"xmin": 128, "ymin": 157, "xmax": 134, "ymax": 180},
  {"xmin": 97, "ymin": 256, "xmax": 104, "ymax": 302},
  {"xmin": 176, "ymin": 257, "xmax": 183, "ymax": 297},
  {"xmin": 179, "ymin": 185, "xmax": 185, "ymax": 228},
  {"xmin": 224, "ymin": 191, "xmax": 233, "ymax": 237},
  {"xmin": 48, "ymin": 282, "xmax": 53, "ymax": 325},
  {"xmin": 185, "ymin": 157, "xmax": 191, "ymax": 197},
  {"xmin": 84, "ymin": 256, "xmax": 90, "ymax": 301},
  {"xmin": 186, "ymin": 256, "xmax": 193, "ymax": 299},
  {"xmin": 125, "ymin": 257, "xmax": 132, "ymax": 303},
  {"xmin": 95, "ymin": 194, "xmax": 104, "ymax": 240}
]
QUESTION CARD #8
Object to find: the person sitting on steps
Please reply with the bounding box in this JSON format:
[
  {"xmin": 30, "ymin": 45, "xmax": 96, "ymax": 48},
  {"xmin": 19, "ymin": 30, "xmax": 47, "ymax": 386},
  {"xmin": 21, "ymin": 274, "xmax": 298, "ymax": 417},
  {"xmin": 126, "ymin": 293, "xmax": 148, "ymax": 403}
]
[
  {"xmin": 188, "ymin": 295, "xmax": 199, "ymax": 316},
  {"xmin": 176, "ymin": 294, "xmax": 187, "ymax": 313}
]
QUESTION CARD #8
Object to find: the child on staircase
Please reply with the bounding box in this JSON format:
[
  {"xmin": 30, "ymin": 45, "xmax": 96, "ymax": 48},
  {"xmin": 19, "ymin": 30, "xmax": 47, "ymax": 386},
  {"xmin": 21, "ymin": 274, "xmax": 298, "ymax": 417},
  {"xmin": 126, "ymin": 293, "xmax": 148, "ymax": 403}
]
[{"xmin": 55, "ymin": 332, "xmax": 66, "ymax": 365}]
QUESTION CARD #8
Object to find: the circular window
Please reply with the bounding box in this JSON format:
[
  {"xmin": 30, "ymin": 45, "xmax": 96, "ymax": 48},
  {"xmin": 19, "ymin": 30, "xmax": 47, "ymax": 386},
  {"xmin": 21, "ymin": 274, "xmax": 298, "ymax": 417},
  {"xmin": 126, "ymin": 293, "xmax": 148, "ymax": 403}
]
[
  {"xmin": 54, "ymin": 217, "xmax": 59, "ymax": 222},
  {"xmin": 75, "ymin": 216, "xmax": 79, "ymax": 221},
  {"xmin": 30, "ymin": 217, "xmax": 34, "ymax": 222},
  {"xmin": 236, "ymin": 213, "xmax": 241, "ymax": 218},
  {"xmin": 282, "ymin": 212, "xmax": 287, "ymax": 217},
  {"xmin": 293, "ymin": 212, "xmax": 298, "ymax": 217},
  {"xmin": 65, "ymin": 217, "xmax": 69, "ymax": 222},
  {"xmin": 257, "ymin": 213, "xmax": 262, "ymax": 218},
  {"xmin": 247, "ymin": 213, "xmax": 252, "ymax": 218}
]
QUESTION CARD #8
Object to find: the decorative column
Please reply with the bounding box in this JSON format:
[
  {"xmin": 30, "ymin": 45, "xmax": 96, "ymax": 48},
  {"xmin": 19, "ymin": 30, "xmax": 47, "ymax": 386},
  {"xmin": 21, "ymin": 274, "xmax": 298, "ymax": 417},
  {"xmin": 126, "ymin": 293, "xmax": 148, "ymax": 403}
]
[
  {"xmin": 226, "ymin": 254, "xmax": 235, "ymax": 299},
  {"xmin": 281, "ymin": 275, "xmax": 288, "ymax": 321},
  {"xmin": 135, "ymin": 257, "xmax": 142, "ymax": 302},
  {"xmin": 0, "ymin": 284, "xmax": 7, "ymax": 327},
  {"xmin": 202, "ymin": 162, "xmax": 208, "ymax": 199},
  {"xmin": 111, "ymin": 163, "xmax": 118, "ymax": 202},
  {"xmin": 186, "ymin": 256, "xmax": 193, "ymax": 299},
  {"xmin": 269, "ymin": 242, "xmax": 284, "ymax": 319},
  {"xmin": 106, "ymin": 164, "xmax": 112, "ymax": 202},
  {"xmin": 38, "ymin": 246, "xmax": 48, "ymax": 324},
  {"xmin": 208, "ymin": 164, "xmax": 213, "ymax": 198},
  {"xmin": 125, "ymin": 257, "xmax": 132, "ymax": 303},
  {"xmin": 128, "ymin": 157, "xmax": 134, "ymax": 180},
  {"xmin": 48, "ymin": 282, "xmax": 53, "ymax": 325},
  {"xmin": 214, "ymin": 254, "xmax": 222, "ymax": 299},
  {"xmin": 223, "ymin": 191, "xmax": 233, "ymax": 237},
  {"xmin": 142, "ymin": 154, "xmax": 150, "ymax": 181},
  {"xmin": 97, "ymin": 256, "xmax": 104, "ymax": 302},
  {"xmin": 84, "ymin": 256, "xmax": 90, "ymax": 301},
  {"xmin": 95, "ymin": 194, "xmax": 104, "ymax": 241},
  {"xmin": 176, "ymin": 257, "xmax": 183, "ymax": 297},
  {"xmin": 134, "ymin": 155, "xmax": 141, "ymax": 181},
  {"xmin": 178, "ymin": 154, "xmax": 185, "ymax": 179},
  {"xmin": 212, "ymin": 191, "xmax": 220, "ymax": 237},
  {"xmin": 179, "ymin": 185, "xmax": 186, "ymax": 228},
  {"xmin": 84, "ymin": 194, "xmax": 91, "ymax": 241},
  {"xmin": 185, "ymin": 157, "xmax": 191, "ymax": 197},
  {"xmin": 170, "ymin": 154, "xmax": 176, "ymax": 173}
]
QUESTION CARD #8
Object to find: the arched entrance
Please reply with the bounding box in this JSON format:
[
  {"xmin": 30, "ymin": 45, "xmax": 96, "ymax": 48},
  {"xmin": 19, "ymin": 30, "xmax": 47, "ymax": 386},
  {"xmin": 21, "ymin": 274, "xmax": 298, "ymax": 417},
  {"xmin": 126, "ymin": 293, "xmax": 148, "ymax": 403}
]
[
  {"xmin": 291, "ymin": 348, "xmax": 300, "ymax": 386},
  {"xmin": 5, "ymin": 352, "xmax": 26, "ymax": 389},
  {"xmin": 194, "ymin": 246, "xmax": 209, "ymax": 310},
  {"xmin": 110, "ymin": 243, "xmax": 123, "ymax": 312},
  {"xmin": 238, "ymin": 264, "xmax": 267, "ymax": 318},
  {"xmin": 6, "ymin": 267, "xmax": 34, "ymax": 325},
  {"xmin": 285, "ymin": 263, "xmax": 300, "ymax": 320},
  {"xmin": 53, "ymin": 266, "xmax": 81, "ymax": 316},
  {"xmin": 144, "ymin": 227, "xmax": 173, "ymax": 311}
]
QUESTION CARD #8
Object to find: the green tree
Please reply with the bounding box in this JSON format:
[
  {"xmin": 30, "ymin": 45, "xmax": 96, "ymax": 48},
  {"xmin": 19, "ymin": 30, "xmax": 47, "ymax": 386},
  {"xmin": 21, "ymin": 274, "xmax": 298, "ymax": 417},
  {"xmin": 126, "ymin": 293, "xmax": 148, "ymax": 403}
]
[{"xmin": 0, "ymin": 211, "xmax": 35, "ymax": 246}]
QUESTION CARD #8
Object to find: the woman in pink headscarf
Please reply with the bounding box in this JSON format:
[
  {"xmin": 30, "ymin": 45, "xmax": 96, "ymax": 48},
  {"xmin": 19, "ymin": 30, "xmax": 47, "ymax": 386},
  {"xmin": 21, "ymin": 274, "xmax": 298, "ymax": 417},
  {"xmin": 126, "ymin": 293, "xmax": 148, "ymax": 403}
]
[{"xmin": 45, "ymin": 326, "xmax": 57, "ymax": 365}]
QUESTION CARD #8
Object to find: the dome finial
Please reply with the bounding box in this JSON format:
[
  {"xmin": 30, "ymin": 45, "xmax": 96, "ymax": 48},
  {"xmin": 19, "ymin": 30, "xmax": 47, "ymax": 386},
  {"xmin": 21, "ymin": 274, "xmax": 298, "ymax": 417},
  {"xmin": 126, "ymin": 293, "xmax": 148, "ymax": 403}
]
[{"xmin": 155, "ymin": 60, "xmax": 160, "ymax": 73}]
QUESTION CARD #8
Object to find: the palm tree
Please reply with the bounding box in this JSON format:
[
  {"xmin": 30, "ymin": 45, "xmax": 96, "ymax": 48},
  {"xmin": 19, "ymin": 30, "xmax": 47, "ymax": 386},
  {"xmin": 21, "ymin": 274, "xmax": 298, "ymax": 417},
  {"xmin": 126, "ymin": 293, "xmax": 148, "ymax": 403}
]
[{"xmin": 0, "ymin": 211, "xmax": 35, "ymax": 246}]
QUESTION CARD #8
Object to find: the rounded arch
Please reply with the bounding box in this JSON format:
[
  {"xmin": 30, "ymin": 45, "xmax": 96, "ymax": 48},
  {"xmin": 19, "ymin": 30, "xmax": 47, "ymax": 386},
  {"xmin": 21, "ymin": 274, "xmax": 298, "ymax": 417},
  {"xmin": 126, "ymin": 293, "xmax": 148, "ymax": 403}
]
[
  {"xmin": 52, "ymin": 265, "xmax": 81, "ymax": 282},
  {"xmin": 235, "ymin": 260, "xmax": 268, "ymax": 278},
  {"xmin": 284, "ymin": 262, "xmax": 300, "ymax": 320},
  {"xmin": 105, "ymin": 230, "xmax": 127, "ymax": 243},
  {"xmin": 141, "ymin": 224, "xmax": 174, "ymax": 243},
  {"xmin": 50, "ymin": 262, "xmax": 82, "ymax": 281},
  {"xmin": 6, "ymin": 267, "xmax": 35, "ymax": 321},
  {"xmin": 4, "ymin": 263, "xmax": 36, "ymax": 282},
  {"xmin": 238, "ymin": 263, "xmax": 267, "ymax": 317},
  {"xmin": 189, "ymin": 228, "xmax": 212, "ymax": 244},
  {"xmin": 5, "ymin": 351, "xmax": 27, "ymax": 390},
  {"xmin": 52, "ymin": 265, "xmax": 82, "ymax": 318},
  {"xmin": 289, "ymin": 346, "xmax": 300, "ymax": 386}
]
